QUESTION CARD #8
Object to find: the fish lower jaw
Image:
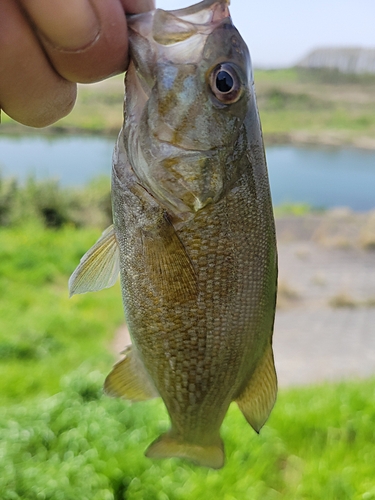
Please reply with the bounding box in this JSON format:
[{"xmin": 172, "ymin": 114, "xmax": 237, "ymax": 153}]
[
  {"xmin": 161, "ymin": 194, "xmax": 215, "ymax": 222},
  {"xmin": 193, "ymin": 196, "xmax": 214, "ymax": 212},
  {"xmin": 141, "ymin": 174, "xmax": 216, "ymax": 218}
]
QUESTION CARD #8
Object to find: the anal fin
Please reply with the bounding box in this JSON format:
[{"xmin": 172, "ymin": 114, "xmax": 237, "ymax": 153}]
[
  {"xmin": 236, "ymin": 343, "xmax": 277, "ymax": 433},
  {"xmin": 104, "ymin": 345, "xmax": 159, "ymax": 401}
]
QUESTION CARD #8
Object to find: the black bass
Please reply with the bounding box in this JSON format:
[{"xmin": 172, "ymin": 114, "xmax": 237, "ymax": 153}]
[{"xmin": 69, "ymin": 0, "xmax": 278, "ymax": 469}]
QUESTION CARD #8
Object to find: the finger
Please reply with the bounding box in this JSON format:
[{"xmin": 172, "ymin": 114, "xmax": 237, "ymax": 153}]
[
  {"xmin": 19, "ymin": 0, "xmax": 130, "ymax": 83},
  {"xmin": 0, "ymin": 0, "xmax": 76, "ymax": 127},
  {"xmin": 120, "ymin": 0, "xmax": 155, "ymax": 13},
  {"xmin": 19, "ymin": 0, "xmax": 101, "ymax": 51}
]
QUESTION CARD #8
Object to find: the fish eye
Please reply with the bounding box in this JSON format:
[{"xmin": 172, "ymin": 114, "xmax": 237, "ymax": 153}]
[
  {"xmin": 210, "ymin": 63, "xmax": 242, "ymax": 104},
  {"xmin": 216, "ymin": 70, "xmax": 234, "ymax": 93}
]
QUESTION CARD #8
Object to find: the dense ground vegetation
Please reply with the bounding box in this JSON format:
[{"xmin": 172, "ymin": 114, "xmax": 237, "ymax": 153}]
[
  {"xmin": 0, "ymin": 224, "xmax": 123, "ymax": 402},
  {"xmin": 0, "ymin": 175, "xmax": 112, "ymax": 229},
  {"xmin": 1, "ymin": 368, "xmax": 375, "ymax": 499}
]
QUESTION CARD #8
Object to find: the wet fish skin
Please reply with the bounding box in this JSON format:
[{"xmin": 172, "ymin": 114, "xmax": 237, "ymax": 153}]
[{"xmin": 69, "ymin": 0, "xmax": 277, "ymax": 469}]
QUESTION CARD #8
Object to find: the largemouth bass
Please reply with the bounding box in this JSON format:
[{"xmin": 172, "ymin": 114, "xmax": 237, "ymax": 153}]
[{"xmin": 69, "ymin": 0, "xmax": 278, "ymax": 469}]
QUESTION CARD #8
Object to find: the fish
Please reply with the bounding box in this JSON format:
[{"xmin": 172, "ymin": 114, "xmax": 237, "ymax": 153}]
[{"xmin": 69, "ymin": 0, "xmax": 278, "ymax": 469}]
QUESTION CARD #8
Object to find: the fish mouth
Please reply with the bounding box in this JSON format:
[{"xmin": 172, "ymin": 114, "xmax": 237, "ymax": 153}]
[
  {"xmin": 125, "ymin": 1, "xmax": 238, "ymax": 152},
  {"xmin": 157, "ymin": 0, "xmax": 230, "ymax": 26},
  {"xmin": 127, "ymin": 0, "xmax": 231, "ymax": 50}
]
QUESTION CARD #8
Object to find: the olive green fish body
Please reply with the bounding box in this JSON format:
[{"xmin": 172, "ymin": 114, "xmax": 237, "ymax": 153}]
[
  {"xmin": 112, "ymin": 140, "xmax": 276, "ymax": 444},
  {"xmin": 69, "ymin": 0, "xmax": 278, "ymax": 469}
]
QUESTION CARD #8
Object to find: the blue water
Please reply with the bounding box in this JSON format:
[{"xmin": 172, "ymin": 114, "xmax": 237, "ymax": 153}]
[
  {"xmin": 267, "ymin": 146, "xmax": 375, "ymax": 211},
  {"xmin": 0, "ymin": 136, "xmax": 114, "ymax": 185},
  {"xmin": 0, "ymin": 135, "xmax": 374, "ymax": 210}
]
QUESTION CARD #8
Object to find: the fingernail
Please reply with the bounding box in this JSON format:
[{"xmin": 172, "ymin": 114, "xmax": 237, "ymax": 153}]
[{"xmin": 20, "ymin": 0, "xmax": 100, "ymax": 50}]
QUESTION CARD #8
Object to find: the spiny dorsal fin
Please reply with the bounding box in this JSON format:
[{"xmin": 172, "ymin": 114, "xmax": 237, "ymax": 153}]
[
  {"xmin": 236, "ymin": 343, "xmax": 277, "ymax": 433},
  {"xmin": 104, "ymin": 345, "xmax": 159, "ymax": 401},
  {"xmin": 69, "ymin": 225, "xmax": 120, "ymax": 297}
]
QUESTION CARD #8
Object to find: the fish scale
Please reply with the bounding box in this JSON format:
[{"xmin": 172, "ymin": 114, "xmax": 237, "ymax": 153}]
[
  {"xmin": 113, "ymin": 159, "xmax": 271, "ymax": 440},
  {"xmin": 69, "ymin": 0, "xmax": 277, "ymax": 469}
]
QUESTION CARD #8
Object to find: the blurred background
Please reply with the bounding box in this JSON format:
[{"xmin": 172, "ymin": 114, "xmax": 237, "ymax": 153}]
[{"xmin": 1, "ymin": 0, "xmax": 375, "ymax": 498}]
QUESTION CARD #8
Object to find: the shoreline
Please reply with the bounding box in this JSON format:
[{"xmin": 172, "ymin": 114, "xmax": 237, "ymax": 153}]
[{"xmin": 2, "ymin": 123, "xmax": 375, "ymax": 151}]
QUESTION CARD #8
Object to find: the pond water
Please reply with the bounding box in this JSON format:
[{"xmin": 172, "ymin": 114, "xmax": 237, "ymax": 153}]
[
  {"xmin": 266, "ymin": 146, "xmax": 375, "ymax": 211},
  {"xmin": 0, "ymin": 135, "xmax": 114, "ymax": 186},
  {"xmin": 0, "ymin": 135, "xmax": 375, "ymax": 210}
]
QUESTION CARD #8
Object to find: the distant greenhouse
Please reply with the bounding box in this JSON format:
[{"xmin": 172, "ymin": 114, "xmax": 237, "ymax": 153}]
[{"xmin": 297, "ymin": 48, "xmax": 375, "ymax": 74}]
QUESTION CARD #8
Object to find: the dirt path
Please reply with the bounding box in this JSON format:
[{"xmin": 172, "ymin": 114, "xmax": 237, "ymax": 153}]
[{"xmin": 112, "ymin": 210, "xmax": 375, "ymax": 387}]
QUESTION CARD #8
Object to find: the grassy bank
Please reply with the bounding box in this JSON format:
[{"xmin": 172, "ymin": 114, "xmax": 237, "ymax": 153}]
[
  {"xmin": 0, "ymin": 177, "xmax": 315, "ymax": 404},
  {"xmin": 0, "ymin": 203, "xmax": 374, "ymax": 497},
  {"xmin": 255, "ymin": 68, "xmax": 375, "ymax": 148},
  {"xmin": 1, "ymin": 362, "xmax": 375, "ymax": 498},
  {"xmin": 0, "ymin": 175, "xmax": 112, "ymax": 229},
  {"xmin": 0, "ymin": 224, "xmax": 123, "ymax": 403},
  {"xmin": 1, "ymin": 225, "xmax": 374, "ymax": 497},
  {"xmin": 2, "ymin": 68, "xmax": 375, "ymax": 149}
]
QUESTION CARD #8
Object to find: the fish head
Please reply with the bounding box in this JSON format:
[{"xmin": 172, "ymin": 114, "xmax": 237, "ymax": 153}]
[{"xmin": 122, "ymin": 0, "xmax": 254, "ymax": 216}]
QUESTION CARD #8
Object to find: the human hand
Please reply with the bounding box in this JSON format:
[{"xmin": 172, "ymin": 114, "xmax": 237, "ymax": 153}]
[{"xmin": 0, "ymin": 0, "xmax": 155, "ymax": 127}]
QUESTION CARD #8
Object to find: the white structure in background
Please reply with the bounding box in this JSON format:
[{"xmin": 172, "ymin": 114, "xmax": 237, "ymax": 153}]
[{"xmin": 297, "ymin": 48, "xmax": 375, "ymax": 74}]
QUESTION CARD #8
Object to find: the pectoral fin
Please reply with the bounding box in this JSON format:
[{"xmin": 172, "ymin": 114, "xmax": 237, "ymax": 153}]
[
  {"xmin": 104, "ymin": 345, "xmax": 159, "ymax": 401},
  {"xmin": 69, "ymin": 225, "xmax": 120, "ymax": 297},
  {"xmin": 236, "ymin": 343, "xmax": 277, "ymax": 433},
  {"xmin": 143, "ymin": 213, "xmax": 198, "ymax": 301}
]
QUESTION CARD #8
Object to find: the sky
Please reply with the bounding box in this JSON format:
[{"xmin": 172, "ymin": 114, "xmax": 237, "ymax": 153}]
[{"xmin": 157, "ymin": 0, "xmax": 375, "ymax": 68}]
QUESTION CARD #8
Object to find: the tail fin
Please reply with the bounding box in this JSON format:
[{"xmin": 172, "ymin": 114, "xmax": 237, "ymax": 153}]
[{"xmin": 145, "ymin": 432, "xmax": 225, "ymax": 469}]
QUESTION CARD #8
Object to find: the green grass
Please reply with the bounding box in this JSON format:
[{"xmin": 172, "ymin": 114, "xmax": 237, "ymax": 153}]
[
  {"xmin": 254, "ymin": 67, "xmax": 375, "ymax": 86},
  {"xmin": 0, "ymin": 222, "xmax": 375, "ymax": 498},
  {"xmin": 0, "ymin": 224, "xmax": 123, "ymax": 403},
  {"xmin": 254, "ymin": 70, "xmax": 375, "ymax": 144},
  {"xmin": 1, "ymin": 370, "xmax": 374, "ymax": 499},
  {"xmin": 253, "ymin": 68, "xmax": 375, "ymax": 146},
  {"xmin": 273, "ymin": 203, "xmax": 322, "ymax": 217},
  {"xmin": 0, "ymin": 175, "xmax": 112, "ymax": 228}
]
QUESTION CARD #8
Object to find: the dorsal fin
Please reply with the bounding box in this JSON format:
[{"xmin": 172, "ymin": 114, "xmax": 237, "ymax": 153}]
[{"xmin": 69, "ymin": 225, "xmax": 120, "ymax": 297}]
